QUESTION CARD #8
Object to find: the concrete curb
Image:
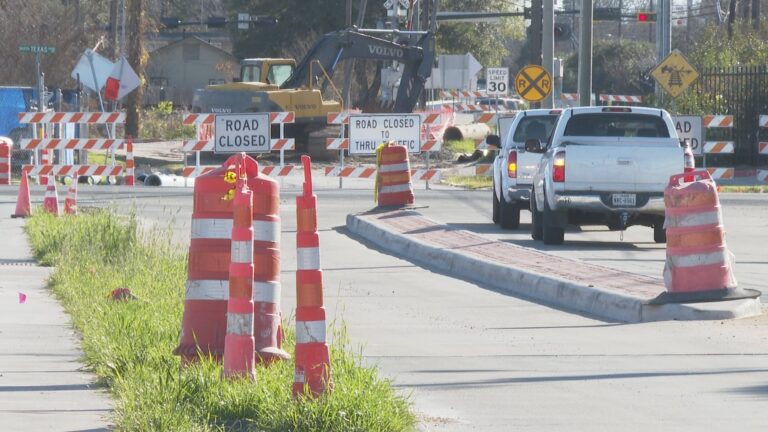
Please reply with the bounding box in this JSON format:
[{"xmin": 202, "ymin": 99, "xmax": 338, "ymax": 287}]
[{"xmin": 346, "ymin": 213, "xmax": 762, "ymax": 323}]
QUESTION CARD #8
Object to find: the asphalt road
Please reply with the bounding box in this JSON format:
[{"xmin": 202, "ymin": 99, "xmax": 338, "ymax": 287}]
[{"xmin": 2, "ymin": 179, "xmax": 767, "ymax": 431}]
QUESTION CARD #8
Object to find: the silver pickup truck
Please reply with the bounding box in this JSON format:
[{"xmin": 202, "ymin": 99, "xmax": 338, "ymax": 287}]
[
  {"xmin": 490, "ymin": 109, "xmax": 560, "ymax": 229},
  {"xmin": 527, "ymin": 106, "xmax": 695, "ymax": 245}
]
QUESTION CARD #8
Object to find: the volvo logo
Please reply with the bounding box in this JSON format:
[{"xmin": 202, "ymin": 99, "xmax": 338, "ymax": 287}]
[{"xmin": 368, "ymin": 45, "xmax": 404, "ymax": 58}]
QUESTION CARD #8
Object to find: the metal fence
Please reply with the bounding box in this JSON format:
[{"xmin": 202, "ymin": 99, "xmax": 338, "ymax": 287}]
[{"xmin": 693, "ymin": 66, "xmax": 768, "ymax": 167}]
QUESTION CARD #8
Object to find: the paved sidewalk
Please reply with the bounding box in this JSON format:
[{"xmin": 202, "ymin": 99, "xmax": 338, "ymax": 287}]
[{"xmin": 0, "ymin": 198, "xmax": 112, "ymax": 431}]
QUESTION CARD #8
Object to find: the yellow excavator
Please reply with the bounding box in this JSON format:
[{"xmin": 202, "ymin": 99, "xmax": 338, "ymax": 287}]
[{"xmin": 192, "ymin": 26, "xmax": 436, "ymax": 151}]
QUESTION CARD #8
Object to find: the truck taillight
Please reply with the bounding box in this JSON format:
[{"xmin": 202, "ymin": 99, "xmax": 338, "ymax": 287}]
[
  {"xmin": 553, "ymin": 150, "xmax": 566, "ymax": 182},
  {"xmin": 507, "ymin": 150, "xmax": 517, "ymax": 178}
]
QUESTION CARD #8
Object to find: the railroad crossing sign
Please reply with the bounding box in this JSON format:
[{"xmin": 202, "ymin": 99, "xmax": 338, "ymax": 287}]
[
  {"xmin": 515, "ymin": 65, "xmax": 552, "ymax": 102},
  {"xmin": 651, "ymin": 50, "xmax": 699, "ymax": 98}
]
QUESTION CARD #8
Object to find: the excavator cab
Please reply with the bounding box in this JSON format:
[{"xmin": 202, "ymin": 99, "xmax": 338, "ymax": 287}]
[{"xmin": 238, "ymin": 58, "xmax": 296, "ymax": 86}]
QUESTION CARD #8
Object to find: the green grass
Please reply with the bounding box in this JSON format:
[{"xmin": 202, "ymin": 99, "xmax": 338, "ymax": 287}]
[
  {"xmin": 718, "ymin": 185, "xmax": 768, "ymax": 193},
  {"xmin": 25, "ymin": 210, "xmax": 416, "ymax": 431},
  {"xmin": 444, "ymin": 139, "xmax": 477, "ymax": 154},
  {"xmin": 444, "ymin": 175, "xmax": 492, "ymax": 189}
]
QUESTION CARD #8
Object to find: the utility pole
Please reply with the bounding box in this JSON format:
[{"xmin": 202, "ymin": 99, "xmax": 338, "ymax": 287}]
[
  {"xmin": 108, "ymin": 0, "xmax": 118, "ymax": 58},
  {"xmin": 686, "ymin": 0, "xmax": 692, "ymax": 45},
  {"xmin": 655, "ymin": 0, "xmax": 671, "ymax": 104},
  {"xmin": 542, "ymin": 0, "xmax": 554, "ymax": 108},
  {"xmin": 530, "ymin": 0, "xmax": 542, "ymax": 66},
  {"xmin": 752, "ymin": 0, "xmax": 760, "ymax": 30},
  {"xmin": 618, "ymin": 0, "xmax": 623, "ymax": 39},
  {"xmin": 577, "ymin": 0, "xmax": 593, "ymax": 107}
]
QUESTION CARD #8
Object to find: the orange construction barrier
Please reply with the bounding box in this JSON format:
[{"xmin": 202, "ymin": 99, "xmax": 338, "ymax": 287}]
[
  {"xmin": 125, "ymin": 136, "xmax": 135, "ymax": 186},
  {"xmin": 42, "ymin": 175, "xmax": 59, "ymax": 215},
  {"xmin": 375, "ymin": 142, "xmax": 414, "ymax": 207},
  {"xmin": 222, "ymin": 155, "xmax": 256, "ymax": 379},
  {"xmin": 0, "ymin": 138, "xmax": 10, "ymax": 185},
  {"xmin": 653, "ymin": 170, "xmax": 760, "ymax": 303},
  {"xmin": 174, "ymin": 154, "xmax": 288, "ymax": 364},
  {"xmin": 64, "ymin": 177, "xmax": 77, "ymax": 215},
  {"xmin": 11, "ymin": 169, "xmax": 31, "ymax": 218},
  {"xmin": 293, "ymin": 155, "xmax": 332, "ymax": 397}
]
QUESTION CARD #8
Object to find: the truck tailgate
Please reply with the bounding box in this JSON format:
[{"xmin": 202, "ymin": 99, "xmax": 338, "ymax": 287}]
[{"xmin": 563, "ymin": 138, "xmax": 683, "ymax": 192}]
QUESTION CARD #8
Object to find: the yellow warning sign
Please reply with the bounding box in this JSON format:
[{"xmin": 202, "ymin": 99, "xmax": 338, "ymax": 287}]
[
  {"xmin": 515, "ymin": 65, "xmax": 552, "ymax": 102},
  {"xmin": 651, "ymin": 50, "xmax": 699, "ymax": 98}
]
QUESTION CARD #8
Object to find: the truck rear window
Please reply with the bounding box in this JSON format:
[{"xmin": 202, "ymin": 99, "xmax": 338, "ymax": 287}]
[
  {"xmin": 512, "ymin": 115, "xmax": 559, "ymax": 143},
  {"xmin": 564, "ymin": 113, "xmax": 670, "ymax": 138}
]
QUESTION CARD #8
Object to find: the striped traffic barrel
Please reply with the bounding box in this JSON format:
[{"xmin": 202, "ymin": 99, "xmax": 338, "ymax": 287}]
[
  {"xmin": 174, "ymin": 154, "xmax": 287, "ymax": 364},
  {"xmin": 663, "ymin": 170, "xmax": 735, "ymax": 293},
  {"xmin": 376, "ymin": 142, "xmax": 414, "ymax": 207},
  {"xmin": 0, "ymin": 137, "xmax": 10, "ymax": 185}
]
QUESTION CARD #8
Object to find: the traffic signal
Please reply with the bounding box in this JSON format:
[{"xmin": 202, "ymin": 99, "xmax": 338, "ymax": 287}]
[{"xmin": 637, "ymin": 12, "xmax": 657, "ymax": 23}]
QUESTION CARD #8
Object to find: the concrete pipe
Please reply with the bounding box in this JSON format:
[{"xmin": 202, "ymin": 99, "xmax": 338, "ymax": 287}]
[{"xmin": 144, "ymin": 173, "xmax": 195, "ymax": 187}]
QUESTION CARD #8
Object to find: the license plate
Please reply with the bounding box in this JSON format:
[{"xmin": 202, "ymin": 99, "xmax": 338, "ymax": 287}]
[{"xmin": 612, "ymin": 193, "xmax": 636, "ymax": 206}]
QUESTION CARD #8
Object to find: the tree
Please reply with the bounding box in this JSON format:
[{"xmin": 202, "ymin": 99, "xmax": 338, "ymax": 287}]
[
  {"xmin": 562, "ymin": 39, "xmax": 655, "ymax": 95},
  {"xmin": 125, "ymin": 0, "xmax": 147, "ymax": 137}
]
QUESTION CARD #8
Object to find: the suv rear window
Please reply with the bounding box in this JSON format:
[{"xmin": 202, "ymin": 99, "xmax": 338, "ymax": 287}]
[
  {"xmin": 564, "ymin": 113, "xmax": 670, "ymax": 138},
  {"xmin": 512, "ymin": 115, "xmax": 559, "ymax": 143}
]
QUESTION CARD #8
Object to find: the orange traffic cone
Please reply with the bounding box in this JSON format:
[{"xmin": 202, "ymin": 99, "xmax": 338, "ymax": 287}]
[
  {"xmin": 64, "ymin": 177, "xmax": 77, "ymax": 215},
  {"xmin": 42, "ymin": 175, "xmax": 59, "ymax": 216},
  {"xmin": 293, "ymin": 155, "xmax": 332, "ymax": 397},
  {"xmin": 11, "ymin": 169, "xmax": 31, "ymax": 218}
]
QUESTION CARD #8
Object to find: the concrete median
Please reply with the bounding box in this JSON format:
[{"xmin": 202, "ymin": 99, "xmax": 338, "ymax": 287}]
[{"xmin": 346, "ymin": 209, "xmax": 762, "ymax": 323}]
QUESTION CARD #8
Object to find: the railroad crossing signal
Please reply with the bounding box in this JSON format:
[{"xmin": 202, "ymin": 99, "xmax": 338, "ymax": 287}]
[
  {"xmin": 515, "ymin": 65, "xmax": 552, "ymax": 102},
  {"xmin": 651, "ymin": 50, "xmax": 699, "ymax": 98}
]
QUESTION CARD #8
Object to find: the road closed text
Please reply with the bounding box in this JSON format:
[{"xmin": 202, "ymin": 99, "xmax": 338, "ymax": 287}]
[
  {"xmin": 214, "ymin": 113, "xmax": 270, "ymax": 153},
  {"xmin": 348, "ymin": 114, "xmax": 421, "ymax": 155}
]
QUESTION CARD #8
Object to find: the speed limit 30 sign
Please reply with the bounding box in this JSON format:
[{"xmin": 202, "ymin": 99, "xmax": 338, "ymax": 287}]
[{"xmin": 486, "ymin": 67, "xmax": 509, "ymax": 96}]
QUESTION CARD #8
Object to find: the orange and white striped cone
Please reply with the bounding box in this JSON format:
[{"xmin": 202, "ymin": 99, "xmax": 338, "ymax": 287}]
[
  {"xmin": 42, "ymin": 175, "xmax": 59, "ymax": 216},
  {"xmin": 125, "ymin": 136, "xmax": 135, "ymax": 186},
  {"xmin": 376, "ymin": 142, "xmax": 415, "ymax": 207},
  {"xmin": 64, "ymin": 177, "xmax": 77, "ymax": 215},
  {"xmin": 222, "ymin": 164, "xmax": 256, "ymax": 379},
  {"xmin": 11, "ymin": 169, "xmax": 32, "ymax": 218},
  {"xmin": 293, "ymin": 155, "xmax": 332, "ymax": 397}
]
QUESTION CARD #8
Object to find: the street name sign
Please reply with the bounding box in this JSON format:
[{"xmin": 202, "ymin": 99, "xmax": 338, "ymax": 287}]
[
  {"xmin": 214, "ymin": 113, "xmax": 270, "ymax": 153},
  {"xmin": 19, "ymin": 45, "xmax": 56, "ymax": 55},
  {"xmin": 348, "ymin": 114, "xmax": 422, "ymax": 155}
]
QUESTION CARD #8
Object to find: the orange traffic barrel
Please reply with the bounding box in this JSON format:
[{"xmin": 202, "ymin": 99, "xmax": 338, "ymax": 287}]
[
  {"xmin": 0, "ymin": 137, "xmax": 10, "ymax": 185},
  {"xmin": 376, "ymin": 142, "xmax": 414, "ymax": 207},
  {"xmin": 651, "ymin": 170, "xmax": 760, "ymax": 304},
  {"xmin": 174, "ymin": 154, "xmax": 288, "ymax": 364}
]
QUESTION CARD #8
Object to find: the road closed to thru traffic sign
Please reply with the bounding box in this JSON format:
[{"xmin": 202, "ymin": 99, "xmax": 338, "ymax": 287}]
[
  {"xmin": 673, "ymin": 115, "xmax": 702, "ymax": 155},
  {"xmin": 348, "ymin": 114, "xmax": 421, "ymax": 155},
  {"xmin": 215, "ymin": 113, "xmax": 270, "ymax": 153}
]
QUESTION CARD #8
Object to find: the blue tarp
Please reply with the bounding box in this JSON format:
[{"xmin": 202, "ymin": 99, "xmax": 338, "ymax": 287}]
[{"xmin": 0, "ymin": 86, "xmax": 35, "ymax": 138}]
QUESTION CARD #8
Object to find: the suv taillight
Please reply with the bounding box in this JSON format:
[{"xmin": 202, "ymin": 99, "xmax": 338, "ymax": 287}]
[
  {"xmin": 553, "ymin": 150, "xmax": 566, "ymax": 182},
  {"xmin": 507, "ymin": 150, "xmax": 517, "ymax": 178}
]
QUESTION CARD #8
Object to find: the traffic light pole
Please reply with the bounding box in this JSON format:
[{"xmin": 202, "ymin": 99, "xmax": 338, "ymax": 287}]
[
  {"xmin": 577, "ymin": 0, "xmax": 593, "ymax": 107},
  {"xmin": 542, "ymin": 0, "xmax": 554, "ymax": 108},
  {"xmin": 655, "ymin": 0, "xmax": 671, "ymax": 105}
]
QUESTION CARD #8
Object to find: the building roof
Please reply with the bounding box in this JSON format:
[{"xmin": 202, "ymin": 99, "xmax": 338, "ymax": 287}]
[{"xmin": 149, "ymin": 35, "xmax": 237, "ymax": 61}]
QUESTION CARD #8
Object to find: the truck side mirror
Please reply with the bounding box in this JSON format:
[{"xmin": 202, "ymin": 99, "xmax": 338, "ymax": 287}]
[
  {"xmin": 525, "ymin": 138, "xmax": 544, "ymax": 153},
  {"xmin": 485, "ymin": 134, "xmax": 501, "ymax": 149}
]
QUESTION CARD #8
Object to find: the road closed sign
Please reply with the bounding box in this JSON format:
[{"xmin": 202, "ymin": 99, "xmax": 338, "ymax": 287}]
[
  {"xmin": 673, "ymin": 115, "xmax": 703, "ymax": 155},
  {"xmin": 214, "ymin": 113, "xmax": 270, "ymax": 153},
  {"xmin": 348, "ymin": 114, "xmax": 421, "ymax": 155}
]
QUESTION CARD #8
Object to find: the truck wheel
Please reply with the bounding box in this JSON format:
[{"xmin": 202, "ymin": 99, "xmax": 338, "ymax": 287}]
[
  {"xmin": 653, "ymin": 224, "xmax": 667, "ymax": 244},
  {"xmin": 531, "ymin": 191, "xmax": 543, "ymax": 240},
  {"xmin": 492, "ymin": 183, "xmax": 500, "ymax": 224},
  {"xmin": 543, "ymin": 199, "xmax": 565, "ymax": 245},
  {"xmin": 499, "ymin": 198, "xmax": 520, "ymax": 229}
]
